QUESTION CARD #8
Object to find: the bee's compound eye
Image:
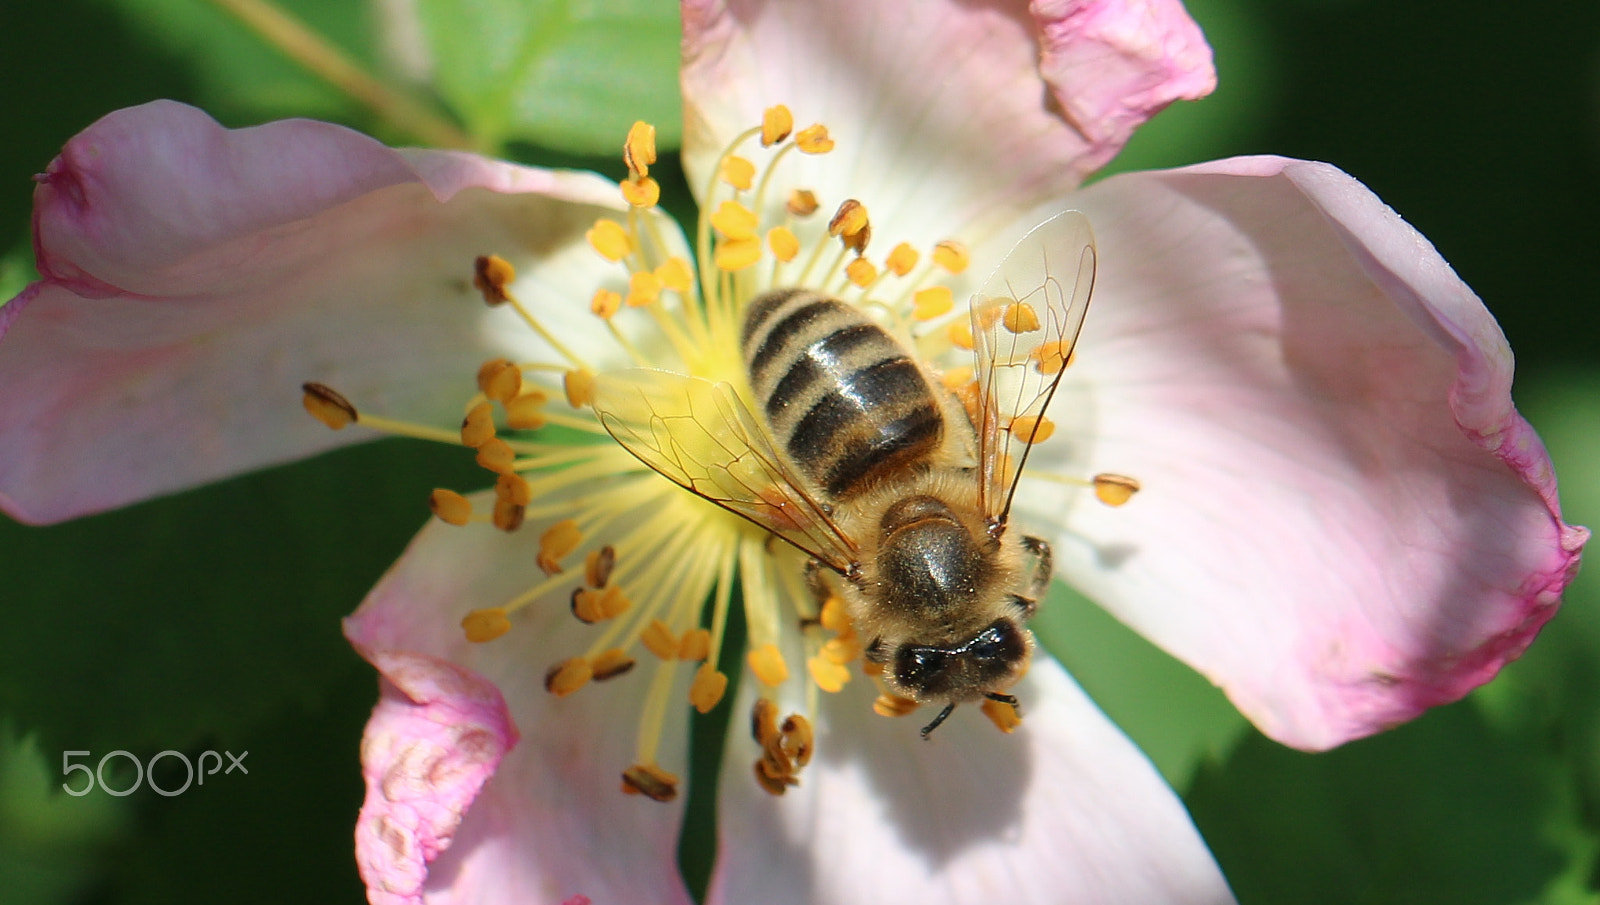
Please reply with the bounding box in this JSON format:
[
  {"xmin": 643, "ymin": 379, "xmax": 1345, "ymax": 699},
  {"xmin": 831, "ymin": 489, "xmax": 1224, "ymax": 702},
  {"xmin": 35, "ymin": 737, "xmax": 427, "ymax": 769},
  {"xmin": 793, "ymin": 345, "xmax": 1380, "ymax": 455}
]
[{"xmin": 893, "ymin": 645, "xmax": 951, "ymax": 696}]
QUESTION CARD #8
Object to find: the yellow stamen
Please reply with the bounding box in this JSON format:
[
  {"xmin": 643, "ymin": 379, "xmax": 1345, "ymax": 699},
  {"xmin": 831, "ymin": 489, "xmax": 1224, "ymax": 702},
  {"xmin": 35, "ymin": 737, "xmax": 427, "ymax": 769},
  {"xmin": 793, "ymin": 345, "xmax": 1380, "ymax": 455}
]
[
  {"xmin": 885, "ymin": 242, "xmax": 919, "ymax": 276},
  {"xmin": 492, "ymin": 499, "xmax": 525, "ymax": 532},
  {"xmin": 748, "ymin": 644, "xmax": 790, "ymax": 687},
  {"xmin": 710, "ymin": 200, "xmax": 759, "ymax": 240},
  {"xmin": 429, "ymin": 488, "xmax": 473, "ymax": 525},
  {"xmin": 623, "ymin": 121, "xmax": 657, "ymax": 176},
  {"xmin": 781, "ymin": 714, "xmax": 813, "ymax": 767},
  {"xmin": 1003, "ymin": 302, "xmax": 1041, "ymax": 333},
  {"xmin": 940, "ymin": 365, "xmax": 975, "ymax": 390},
  {"xmin": 585, "ymin": 546, "xmax": 617, "ymax": 588},
  {"xmin": 1031, "ymin": 339, "xmax": 1074, "ymax": 375},
  {"xmin": 495, "ymin": 472, "xmax": 533, "ymax": 506},
  {"xmin": 761, "ymin": 105, "xmax": 794, "ymax": 146},
  {"xmin": 641, "ymin": 619, "xmax": 679, "ymax": 660},
  {"xmin": 621, "ymin": 763, "xmax": 678, "ymax": 802},
  {"xmin": 828, "ymin": 199, "xmax": 869, "ymax": 245},
  {"xmin": 1009, "ymin": 414, "xmax": 1056, "ymax": 444},
  {"xmin": 807, "ymin": 655, "xmax": 850, "ymax": 692},
  {"xmin": 689, "ymin": 663, "xmax": 729, "ymax": 713},
  {"xmin": 754, "ymin": 758, "xmax": 794, "ymax": 796},
  {"xmin": 564, "ymin": 368, "xmax": 596, "ymax": 408},
  {"xmin": 505, "ymin": 392, "xmax": 549, "ymax": 430},
  {"xmin": 626, "ymin": 270, "xmax": 662, "ymax": 307},
  {"xmin": 590, "ymin": 648, "xmax": 636, "ymax": 681},
  {"xmin": 461, "ymin": 607, "xmax": 511, "ymax": 643},
  {"xmin": 981, "ymin": 697, "xmax": 1023, "ymax": 733},
  {"xmin": 587, "ymin": 219, "xmax": 633, "ymax": 261},
  {"xmin": 537, "ymin": 519, "xmax": 583, "ymax": 574},
  {"xmin": 474, "ymin": 437, "xmax": 516, "ymax": 474},
  {"xmin": 460, "ymin": 401, "xmax": 496, "ymax": 447},
  {"xmin": 767, "ymin": 226, "xmax": 800, "ymax": 263},
  {"xmin": 795, "ymin": 124, "xmax": 834, "ymax": 154},
  {"xmin": 677, "ymin": 627, "xmax": 711, "ymax": 661},
  {"xmin": 621, "ymin": 176, "xmax": 660, "ymax": 208},
  {"xmin": 786, "ymin": 189, "xmax": 819, "ymax": 217},
  {"xmin": 720, "ymin": 155, "xmax": 756, "ymax": 191},
  {"xmin": 1094, "ymin": 474, "xmax": 1142, "ymax": 507},
  {"xmin": 821, "ymin": 635, "xmax": 860, "ymax": 664},
  {"xmin": 949, "ymin": 320, "xmax": 975, "ymax": 350},
  {"xmin": 818, "ymin": 597, "xmax": 850, "ymax": 633},
  {"xmin": 715, "ymin": 237, "xmax": 763, "ymax": 271},
  {"xmin": 473, "ymin": 254, "xmax": 515, "ymax": 306},
  {"xmin": 477, "ymin": 358, "xmax": 522, "ymax": 404},
  {"xmin": 933, "ymin": 240, "xmax": 970, "ymax": 273},
  {"xmin": 655, "ymin": 257, "xmax": 694, "ymax": 293},
  {"xmin": 872, "ymin": 692, "xmax": 920, "ymax": 718},
  {"xmin": 544, "ymin": 657, "xmax": 593, "ymax": 697},
  {"xmin": 302, "ymin": 382, "xmax": 356, "ymax": 429},
  {"xmin": 912, "ymin": 286, "xmax": 954, "ymax": 321},
  {"xmin": 845, "ymin": 257, "xmax": 877, "ymax": 287}
]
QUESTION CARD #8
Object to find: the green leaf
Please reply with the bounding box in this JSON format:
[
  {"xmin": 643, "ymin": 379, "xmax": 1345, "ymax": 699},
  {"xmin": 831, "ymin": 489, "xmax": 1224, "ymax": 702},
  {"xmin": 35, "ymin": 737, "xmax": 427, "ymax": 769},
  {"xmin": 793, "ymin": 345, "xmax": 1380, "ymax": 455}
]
[{"xmin": 413, "ymin": 0, "xmax": 682, "ymax": 154}]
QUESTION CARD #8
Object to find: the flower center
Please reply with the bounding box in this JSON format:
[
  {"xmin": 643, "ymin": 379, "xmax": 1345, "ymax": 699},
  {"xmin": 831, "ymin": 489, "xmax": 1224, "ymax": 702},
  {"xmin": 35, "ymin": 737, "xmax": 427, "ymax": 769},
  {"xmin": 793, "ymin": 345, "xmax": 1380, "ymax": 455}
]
[{"xmin": 300, "ymin": 105, "xmax": 1138, "ymax": 802}]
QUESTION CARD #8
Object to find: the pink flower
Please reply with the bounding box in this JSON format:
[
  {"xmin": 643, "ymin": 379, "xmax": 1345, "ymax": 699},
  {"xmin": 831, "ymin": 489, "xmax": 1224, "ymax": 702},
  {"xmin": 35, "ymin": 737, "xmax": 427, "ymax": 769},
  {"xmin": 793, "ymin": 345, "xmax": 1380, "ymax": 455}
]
[{"xmin": 0, "ymin": 1, "xmax": 1585, "ymax": 903}]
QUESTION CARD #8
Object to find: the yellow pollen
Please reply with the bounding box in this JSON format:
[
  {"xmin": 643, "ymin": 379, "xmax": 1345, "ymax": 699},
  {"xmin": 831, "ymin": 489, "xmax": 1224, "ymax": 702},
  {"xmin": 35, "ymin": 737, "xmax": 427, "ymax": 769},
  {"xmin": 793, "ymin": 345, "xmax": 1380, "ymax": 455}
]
[
  {"xmin": 477, "ymin": 358, "xmax": 522, "ymax": 404},
  {"xmin": 949, "ymin": 321, "xmax": 975, "ymax": 350},
  {"xmin": 1003, "ymin": 302, "xmax": 1041, "ymax": 333},
  {"xmin": 461, "ymin": 607, "xmax": 511, "ymax": 643},
  {"xmin": 492, "ymin": 498, "xmax": 525, "ymax": 532},
  {"xmin": 818, "ymin": 597, "xmax": 851, "ymax": 633},
  {"xmin": 912, "ymin": 286, "xmax": 954, "ymax": 321},
  {"xmin": 590, "ymin": 648, "xmax": 636, "ymax": 681},
  {"xmin": 1094, "ymin": 474, "xmax": 1142, "ymax": 507},
  {"xmin": 807, "ymin": 655, "xmax": 850, "ymax": 692},
  {"xmin": 710, "ymin": 200, "xmax": 759, "ymax": 240},
  {"xmin": 845, "ymin": 257, "xmax": 877, "ymax": 287},
  {"xmin": 536, "ymin": 519, "xmax": 583, "ymax": 574},
  {"xmin": 720, "ymin": 155, "xmax": 756, "ymax": 191},
  {"xmin": 621, "ymin": 763, "xmax": 678, "ymax": 802},
  {"xmin": 495, "ymin": 472, "xmax": 532, "ymax": 506},
  {"xmin": 873, "ymin": 692, "xmax": 920, "ymax": 718},
  {"xmin": 584, "ymin": 546, "xmax": 617, "ymax": 588},
  {"xmin": 564, "ymin": 368, "xmax": 596, "ymax": 408},
  {"xmin": 570, "ymin": 588, "xmax": 605, "ymax": 623},
  {"xmin": 1031, "ymin": 339, "xmax": 1074, "ymax": 375},
  {"xmin": 754, "ymin": 757, "xmax": 795, "ymax": 796},
  {"xmin": 587, "ymin": 219, "xmax": 633, "ymax": 261},
  {"xmin": 623, "ymin": 121, "xmax": 657, "ymax": 176},
  {"xmin": 1009, "ymin": 414, "xmax": 1056, "ymax": 444},
  {"xmin": 677, "ymin": 627, "xmax": 711, "ymax": 661},
  {"xmin": 781, "ymin": 714, "xmax": 814, "ymax": 767},
  {"xmin": 786, "ymin": 189, "xmax": 819, "ymax": 217},
  {"xmin": 885, "ymin": 242, "xmax": 919, "ymax": 276},
  {"xmin": 940, "ymin": 365, "xmax": 975, "ymax": 390},
  {"xmin": 621, "ymin": 176, "xmax": 660, "ymax": 208},
  {"xmin": 461, "ymin": 401, "xmax": 496, "ymax": 447},
  {"xmin": 689, "ymin": 663, "xmax": 729, "ymax": 713},
  {"xmin": 981, "ymin": 697, "xmax": 1023, "ymax": 733},
  {"xmin": 715, "ymin": 237, "xmax": 763, "ymax": 271},
  {"xmin": 761, "ymin": 104, "xmax": 794, "ymax": 146},
  {"xmin": 795, "ymin": 124, "xmax": 834, "ymax": 154},
  {"xmin": 544, "ymin": 657, "xmax": 593, "ymax": 696},
  {"xmin": 656, "ymin": 257, "xmax": 693, "ymax": 293},
  {"xmin": 767, "ymin": 226, "xmax": 800, "ymax": 263},
  {"xmin": 429, "ymin": 488, "xmax": 473, "ymax": 525},
  {"xmin": 626, "ymin": 270, "xmax": 662, "ymax": 307},
  {"xmin": 473, "ymin": 254, "xmax": 515, "ymax": 305},
  {"xmin": 828, "ymin": 199, "xmax": 868, "ymax": 239},
  {"xmin": 933, "ymin": 240, "xmax": 970, "ymax": 273},
  {"xmin": 751, "ymin": 697, "xmax": 780, "ymax": 747},
  {"xmin": 302, "ymin": 382, "xmax": 357, "ymax": 430},
  {"xmin": 641, "ymin": 619, "xmax": 679, "ymax": 660},
  {"xmin": 505, "ymin": 391, "xmax": 549, "ymax": 430},
  {"xmin": 748, "ymin": 644, "xmax": 790, "ymax": 687},
  {"xmin": 474, "ymin": 438, "xmax": 516, "ymax": 474}
]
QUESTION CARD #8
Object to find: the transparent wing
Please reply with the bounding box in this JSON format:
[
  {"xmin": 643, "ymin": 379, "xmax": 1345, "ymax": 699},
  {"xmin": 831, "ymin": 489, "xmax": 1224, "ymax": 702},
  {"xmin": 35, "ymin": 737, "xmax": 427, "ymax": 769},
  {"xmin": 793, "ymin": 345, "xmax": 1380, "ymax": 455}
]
[
  {"xmin": 971, "ymin": 210, "xmax": 1097, "ymax": 524},
  {"xmin": 591, "ymin": 369, "xmax": 860, "ymax": 571}
]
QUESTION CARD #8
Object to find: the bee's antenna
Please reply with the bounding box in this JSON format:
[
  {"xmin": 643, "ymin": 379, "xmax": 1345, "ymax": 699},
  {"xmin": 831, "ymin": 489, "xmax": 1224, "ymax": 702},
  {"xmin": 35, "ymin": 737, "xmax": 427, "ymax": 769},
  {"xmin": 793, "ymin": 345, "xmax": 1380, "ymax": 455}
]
[{"xmin": 919, "ymin": 702, "xmax": 957, "ymax": 739}]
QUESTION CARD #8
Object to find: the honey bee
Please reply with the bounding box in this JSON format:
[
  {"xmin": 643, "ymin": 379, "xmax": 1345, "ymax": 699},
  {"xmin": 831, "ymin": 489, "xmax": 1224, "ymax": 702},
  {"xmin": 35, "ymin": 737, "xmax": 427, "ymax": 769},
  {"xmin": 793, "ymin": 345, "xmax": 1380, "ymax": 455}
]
[{"xmin": 592, "ymin": 211, "xmax": 1095, "ymax": 736}]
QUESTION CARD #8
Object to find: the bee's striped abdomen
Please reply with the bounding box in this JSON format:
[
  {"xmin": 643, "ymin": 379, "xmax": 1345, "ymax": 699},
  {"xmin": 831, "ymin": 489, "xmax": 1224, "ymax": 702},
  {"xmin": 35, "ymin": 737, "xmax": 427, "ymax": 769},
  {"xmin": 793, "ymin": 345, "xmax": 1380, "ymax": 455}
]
[{"xmin": 742, "ymin": 289, "xmax": 944, "ymax": 498}]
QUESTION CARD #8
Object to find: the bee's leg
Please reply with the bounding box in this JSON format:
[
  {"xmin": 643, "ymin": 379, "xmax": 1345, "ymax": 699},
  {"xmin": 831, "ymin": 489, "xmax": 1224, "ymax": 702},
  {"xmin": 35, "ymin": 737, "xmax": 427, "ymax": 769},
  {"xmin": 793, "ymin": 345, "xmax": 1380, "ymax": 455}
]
[
  {"xmin": 1020, "ymin": 535, "xmax": 1053, "ymax": 599},
  {"xmin": 919, "ymin": 702, "xmax": 957, "ymax": 740}
]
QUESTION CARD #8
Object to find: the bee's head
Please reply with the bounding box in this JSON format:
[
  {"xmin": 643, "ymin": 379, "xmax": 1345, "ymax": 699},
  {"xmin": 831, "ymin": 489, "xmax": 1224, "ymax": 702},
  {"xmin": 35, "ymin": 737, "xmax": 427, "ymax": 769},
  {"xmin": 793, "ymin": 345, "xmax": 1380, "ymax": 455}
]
[{"xmin": 887, "ymin": 617, "xmax": 1032, "ymax": 703}]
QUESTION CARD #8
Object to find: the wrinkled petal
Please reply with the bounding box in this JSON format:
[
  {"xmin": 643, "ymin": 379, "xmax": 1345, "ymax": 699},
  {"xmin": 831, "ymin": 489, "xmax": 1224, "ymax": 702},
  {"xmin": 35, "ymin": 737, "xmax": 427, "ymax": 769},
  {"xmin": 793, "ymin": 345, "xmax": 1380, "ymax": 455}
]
[
  {"xmin": 345, "ymin": 488, "xmax": 696, "ymax": 905},
  {"xmin": 0, "ymin": 100, "xmax": 626, "ymax": 524},
  {"xmin": 709, "ymin": 656, "xmax": 1235, "ymax": 905},
  {"xmin": 353, "ymin": 650, "xmax": 518, "ymax": 905},
  {"xmin": 680, "ymin": 0, "xmax": 1212, "ymax": 248},
  {"xmin": 1014, "ymin": 157, "xmax": 1587, "ymax": 750}
]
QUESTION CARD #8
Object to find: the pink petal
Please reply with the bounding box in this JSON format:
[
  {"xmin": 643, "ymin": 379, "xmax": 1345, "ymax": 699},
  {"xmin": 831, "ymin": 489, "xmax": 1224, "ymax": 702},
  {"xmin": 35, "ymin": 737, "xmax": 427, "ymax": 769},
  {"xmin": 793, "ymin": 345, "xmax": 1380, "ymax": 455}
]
[
  {"xmin": 352, "ymin": 649, "xmax": 519, "ymax": 905},
  {"xmin": 1025, "ymin": 157, "xmax": 1588, "ymax": 750},
  {"xmin": 709, "ymin": 657, "xmax": 1235, "ymax": 904},
  {"xmin": 345, "ymin": 492, "xmax": 695, "ymax": 905},
  {"xmin": 0, "ymin": 100, "xmax": 624, "ymax": 524},
  {"xmin": 679, "ymin": 0, "xmax": 1213, "ymax": 246}
]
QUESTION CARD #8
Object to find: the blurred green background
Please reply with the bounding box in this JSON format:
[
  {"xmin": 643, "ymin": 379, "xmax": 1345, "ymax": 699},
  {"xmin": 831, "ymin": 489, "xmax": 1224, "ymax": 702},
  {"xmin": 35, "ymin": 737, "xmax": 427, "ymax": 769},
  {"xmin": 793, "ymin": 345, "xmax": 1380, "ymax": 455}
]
[{"xmin": 0, "ymin": 0, "xmax": 1597, "ymax": 902}]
